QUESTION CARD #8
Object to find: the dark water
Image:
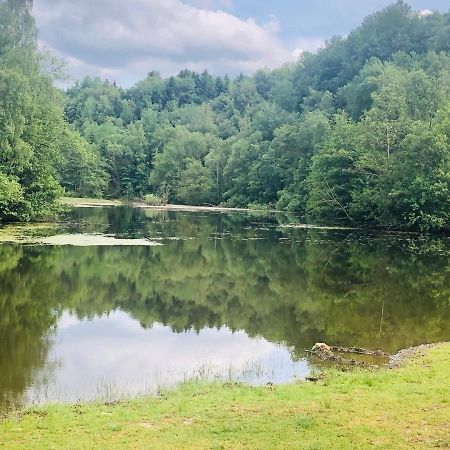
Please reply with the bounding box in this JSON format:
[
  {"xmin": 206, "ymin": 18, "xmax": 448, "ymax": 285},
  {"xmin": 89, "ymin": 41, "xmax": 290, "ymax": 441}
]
[{"xmin": 1, "ymin": 206, "xmax": 449, "ymax": 409}]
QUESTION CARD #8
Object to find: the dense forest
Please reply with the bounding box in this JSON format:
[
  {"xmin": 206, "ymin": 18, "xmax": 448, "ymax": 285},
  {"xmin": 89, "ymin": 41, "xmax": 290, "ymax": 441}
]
[{"xmin": 1, "ymin": 0, "xmax": 450, "ymax": 231}]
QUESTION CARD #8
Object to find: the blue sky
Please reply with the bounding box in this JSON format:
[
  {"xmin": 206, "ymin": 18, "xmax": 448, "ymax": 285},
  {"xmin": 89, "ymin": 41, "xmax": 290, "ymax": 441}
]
[
  {"xmin": 34, "ymin": 0, "xmax": 449, "ymax": 86},
  {"xmin": 211, "ymin": 0, "xmax": 449, "ymax": 46}
]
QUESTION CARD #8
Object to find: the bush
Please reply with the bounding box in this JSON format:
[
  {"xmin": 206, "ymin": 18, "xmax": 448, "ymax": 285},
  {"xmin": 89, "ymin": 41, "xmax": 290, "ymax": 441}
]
[
  {"xmin": 247, "ymin": 202, "xmax": 270, "ymax": 211},
  {"xmin": 143, "ymin": 193, "xmax": 164, "ymax": 206},
  {"xmin": 0, "ymin": 173, "xmax": 26, "ymax": 222}
]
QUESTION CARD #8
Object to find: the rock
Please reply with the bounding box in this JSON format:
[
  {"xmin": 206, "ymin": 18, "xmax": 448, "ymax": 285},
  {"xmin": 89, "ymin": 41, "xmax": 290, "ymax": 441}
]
[
  {"xmin": 309, "ymin": 342, "xmax": 388, "ymax": 368},
  {"xmin": 306, "ymin": 376, "xmax": 320, "ymax": 382},
  {"xmin": 311, "ymin": 343, "xmax": 333, "ymax": 354}
]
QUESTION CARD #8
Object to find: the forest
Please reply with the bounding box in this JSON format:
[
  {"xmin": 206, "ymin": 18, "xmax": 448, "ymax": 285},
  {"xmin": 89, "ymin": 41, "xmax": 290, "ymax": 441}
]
[{"xmin": 1, "ymin": 0, "xmax": 450, "ymax": 231}]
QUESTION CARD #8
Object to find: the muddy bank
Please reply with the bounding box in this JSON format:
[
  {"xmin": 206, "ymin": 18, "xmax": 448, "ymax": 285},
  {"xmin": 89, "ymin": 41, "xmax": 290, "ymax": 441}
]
[
  {"xmin": 307, "ymin": 342, "xmax": 448, "ymax": 369},
  {"xmin": 388, "ymin": 342, "xmax": 449, "ymax": 368},
  {"xmin": 307, "ymin": 343, "xmax": 388, "ymax": 367}
]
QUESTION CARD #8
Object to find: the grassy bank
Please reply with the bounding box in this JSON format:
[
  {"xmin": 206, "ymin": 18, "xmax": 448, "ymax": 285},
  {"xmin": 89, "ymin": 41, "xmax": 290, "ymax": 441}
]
[{"xmin": 1, "ymin": 344, "xmax": 449, "ymax": 449}]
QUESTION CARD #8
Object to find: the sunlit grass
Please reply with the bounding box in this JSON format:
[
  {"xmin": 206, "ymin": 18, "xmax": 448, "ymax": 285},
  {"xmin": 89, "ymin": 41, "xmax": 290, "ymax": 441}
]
[{"xmin": 1, "ymin": 344, "xmax": 449, "ymax": 449}]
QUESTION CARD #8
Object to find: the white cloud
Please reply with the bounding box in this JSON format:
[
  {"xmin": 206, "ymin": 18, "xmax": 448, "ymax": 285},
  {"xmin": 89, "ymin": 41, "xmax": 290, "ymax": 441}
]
[
  {"xmin": 191, "ymin": 0, "xmax": 234, "ymax": 10},
  {"xmin": 33, "ymin": 0, "xmax": 293, "ymax": 85},
  {"xmin": 264, "ymin": 14, "xmax": 281, "ymax": 34},
  {"xmin": 293, "ymin": 37, "xmax": 325, "ymax": 55},
  {"xmin": 419, "ymin": 9, "xmax": 434, "ymax": 17}
]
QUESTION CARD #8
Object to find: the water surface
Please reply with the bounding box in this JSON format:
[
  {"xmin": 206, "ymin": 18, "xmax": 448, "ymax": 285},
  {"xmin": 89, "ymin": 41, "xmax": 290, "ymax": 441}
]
[{"xmin": 1, "ymin": 206, "xmax": 449, "ymax": 409}]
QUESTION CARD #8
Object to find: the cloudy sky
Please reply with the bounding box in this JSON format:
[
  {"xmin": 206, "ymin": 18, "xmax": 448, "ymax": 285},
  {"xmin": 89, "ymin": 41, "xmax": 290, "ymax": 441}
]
[{"xmin": 33, "ymin": 0, "xmax": 449, "ymax": 86}]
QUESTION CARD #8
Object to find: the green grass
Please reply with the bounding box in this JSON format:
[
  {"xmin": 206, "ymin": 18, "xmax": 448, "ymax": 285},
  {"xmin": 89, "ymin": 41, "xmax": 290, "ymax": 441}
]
[{"xmin": 1, "ymin": 344, "xmax": 449, "ymax": 449}]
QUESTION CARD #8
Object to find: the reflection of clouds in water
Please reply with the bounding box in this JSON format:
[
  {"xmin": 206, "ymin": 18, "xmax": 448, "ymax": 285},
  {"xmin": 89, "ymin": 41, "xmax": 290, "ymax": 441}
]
[
  {"xmin": 57, "ymin": 312, "xmax": 81, "ymax": 330},
  {"xmin": 27, "ymin": 311, "xmax": 309, "ymax": 404}
]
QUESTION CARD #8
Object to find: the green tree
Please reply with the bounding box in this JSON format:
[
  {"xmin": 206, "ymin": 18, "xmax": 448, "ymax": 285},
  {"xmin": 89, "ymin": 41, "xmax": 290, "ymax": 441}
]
[
  {"xmin": 57, "ymin": 127, "xmax": 107, "ymax": 198},
  {"xmin": 177, "ymin": 159, "xmax": 215, "ymax": 205},
  {"xmin": 0, "ymin": 0, "xmax": 66, "ymax": 222}
]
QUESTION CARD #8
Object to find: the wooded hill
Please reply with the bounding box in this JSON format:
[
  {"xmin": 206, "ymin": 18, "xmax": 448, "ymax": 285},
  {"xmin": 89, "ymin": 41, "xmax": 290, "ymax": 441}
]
[{"xmin": 1, "ymin": 0, "xmax": 450, "ymax": 231}]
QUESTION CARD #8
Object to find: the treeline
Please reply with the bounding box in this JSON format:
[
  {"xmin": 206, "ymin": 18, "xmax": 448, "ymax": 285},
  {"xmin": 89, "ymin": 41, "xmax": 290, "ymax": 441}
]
[{"xmin": 1, "ymin": 1, "xmax": 450, "ymax": 230}]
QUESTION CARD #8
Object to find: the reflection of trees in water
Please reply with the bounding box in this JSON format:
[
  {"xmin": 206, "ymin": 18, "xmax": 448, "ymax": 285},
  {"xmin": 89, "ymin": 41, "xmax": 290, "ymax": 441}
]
[
  {"xmin": 0, "ymin": 246, "xmax": 58, "ymax": 410},
  {"xmin": 0, "ymin": 208, "xmax": 449, "ymax": 408}
]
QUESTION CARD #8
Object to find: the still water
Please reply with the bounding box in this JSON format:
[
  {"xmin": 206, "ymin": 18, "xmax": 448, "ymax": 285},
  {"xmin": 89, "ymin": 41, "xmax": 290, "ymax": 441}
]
[{"xmin": 1, "ymin": 206, "xmax": 449, "ymax": 409}]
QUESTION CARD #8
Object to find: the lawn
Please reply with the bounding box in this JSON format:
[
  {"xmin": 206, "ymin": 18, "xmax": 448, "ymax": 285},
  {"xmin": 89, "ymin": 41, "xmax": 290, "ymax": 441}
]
[{"xmin": 1, "ymin": 344, "xmax": 449, "ymax": 449}]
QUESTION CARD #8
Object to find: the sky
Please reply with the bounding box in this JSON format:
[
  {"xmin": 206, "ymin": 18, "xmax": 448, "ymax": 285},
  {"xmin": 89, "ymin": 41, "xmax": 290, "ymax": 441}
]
[{"xmin": 33, "ymin": 0, "xmax": 449, "ymax": 87}]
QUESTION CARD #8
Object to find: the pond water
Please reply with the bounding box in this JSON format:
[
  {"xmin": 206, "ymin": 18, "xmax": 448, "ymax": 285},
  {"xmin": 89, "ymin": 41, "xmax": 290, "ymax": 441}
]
[{"xmin": 1, "ymin": 206, "xmax": 449, "ymax": 410}]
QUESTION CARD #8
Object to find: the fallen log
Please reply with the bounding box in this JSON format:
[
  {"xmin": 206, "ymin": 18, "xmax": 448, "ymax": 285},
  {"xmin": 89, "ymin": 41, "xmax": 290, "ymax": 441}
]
[{"xmin": 330, "ymin": 346, "xmax": 388, "ymax": 357}]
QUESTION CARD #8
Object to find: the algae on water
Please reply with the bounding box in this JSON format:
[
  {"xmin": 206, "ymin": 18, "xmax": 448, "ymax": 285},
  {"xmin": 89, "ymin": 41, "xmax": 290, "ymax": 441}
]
[
  {"xmin": 39, "ymin": 234, "xmax": 162, "ymax": 246},
  {"xmin": 0, "ymin": 227, "xmax": 162, "ymax": 246}
]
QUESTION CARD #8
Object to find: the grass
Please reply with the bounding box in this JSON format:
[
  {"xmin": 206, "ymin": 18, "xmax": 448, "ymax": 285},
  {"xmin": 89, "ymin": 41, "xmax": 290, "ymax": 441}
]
[{"xmin": 1, "ymin": 344, "xmax": 449, "ymax": 449}]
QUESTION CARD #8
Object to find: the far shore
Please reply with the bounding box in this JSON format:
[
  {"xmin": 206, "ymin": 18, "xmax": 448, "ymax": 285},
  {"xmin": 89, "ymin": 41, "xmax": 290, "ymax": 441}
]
[
  {"xmin": 60, "ymin": 198, "xmax": 425, "ymax": 233},
  {"xmin": 61, "ymin": 197, "xmax": 355, "ymax": 230},
  {"xmin": 61, "ymin": 197, "xmax": 276, "ymax": 214}
]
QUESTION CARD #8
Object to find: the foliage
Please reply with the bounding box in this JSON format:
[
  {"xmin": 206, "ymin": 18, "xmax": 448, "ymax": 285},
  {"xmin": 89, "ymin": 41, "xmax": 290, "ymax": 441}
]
[
  {"xmin": 56, "ymin": 127, "xmax": 107, "ymax": 198},
  {"xmin": 0, "ymin": 173, "xmax": 24, "ymax": 221},
  {"xmin": 0, "ymin": 0, "xmax": 98, "ymax": 221},
  {"xmin": 58, "ymin": 2, "xmax": 450, "ymax": 230},
  {"xmin": 177, "ymin": 159, "xmax": 215, "ymax": 205},
  {"xmin": 1, "ymin": 1, "xmax": 450, "ymax": 230},
  {"xmin": 143, "ymin": 193, "xmax": 164, "ymax": 206}
]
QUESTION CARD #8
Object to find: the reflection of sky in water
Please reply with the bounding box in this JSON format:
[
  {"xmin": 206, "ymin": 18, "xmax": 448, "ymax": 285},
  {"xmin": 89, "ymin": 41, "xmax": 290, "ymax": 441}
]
[
  {"xmin": 6, "ymin": 206, "xmax": 445, "ymax": 409},
  {"xmin": 26, "ymin": 311, "xmax": 309, "ymax": 404}
]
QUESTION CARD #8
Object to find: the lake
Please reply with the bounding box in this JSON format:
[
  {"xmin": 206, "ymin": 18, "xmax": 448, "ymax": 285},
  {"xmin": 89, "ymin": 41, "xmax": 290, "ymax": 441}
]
[{"xmin": 1, "ymin": 206, "xmax": 449, "ymax": 410}]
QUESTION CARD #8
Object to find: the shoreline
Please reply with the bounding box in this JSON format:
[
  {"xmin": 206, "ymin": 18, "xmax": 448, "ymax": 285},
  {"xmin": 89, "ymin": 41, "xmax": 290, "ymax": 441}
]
[
  {"xmin": 60, "ymin": 198, "xmax": 448, "ymax": 236},
  {"xmin": 388, "ymin": 342, "xmax": 449, "ymax": 368},
  {"xmin": 61, "ymin": 197, "xmax": 275, "ymax": 214},
  {"xmin": 1, "ymin": 342, "xmax": 448, "ymax": 449}
]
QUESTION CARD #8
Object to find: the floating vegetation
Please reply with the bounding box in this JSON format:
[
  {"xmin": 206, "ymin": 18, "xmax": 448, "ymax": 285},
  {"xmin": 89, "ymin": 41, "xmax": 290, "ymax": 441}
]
[
  {"xmin": 39, "ymin": 234, "xmax": 163, "ymax": 247},
  {"xmin": 278, "ymin": 224, "xmax": 355, "ymax": 231},
  {"xmin": 0, "ymin": 227, "xmax": 163, "ymax": 246},
  {"xmin": 0, "ymin": 223, "xmax": 59, "ymax": 243}
]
